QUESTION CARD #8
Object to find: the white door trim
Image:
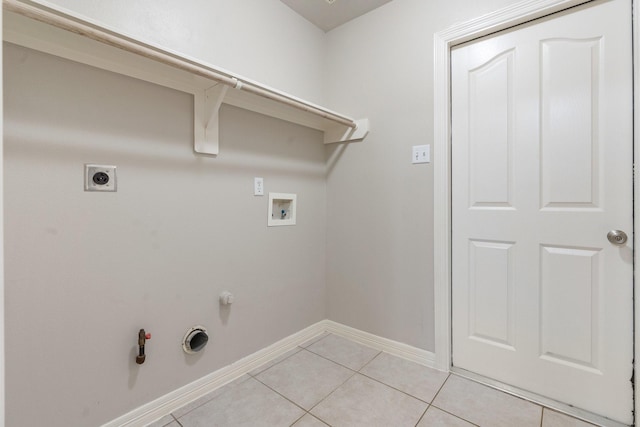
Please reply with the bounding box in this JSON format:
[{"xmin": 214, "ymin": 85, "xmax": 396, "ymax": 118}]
[
  {"xmin": 433, "ymin": 0, "xmax": 638, "ymax": 421},
  {"xmin": 0, "ymin": 6, "xmax": 5, "ymax": 427}
]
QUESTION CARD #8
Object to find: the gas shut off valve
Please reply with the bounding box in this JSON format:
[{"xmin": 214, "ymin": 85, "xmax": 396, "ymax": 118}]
[{"xmin": 136, "ymin": 329, "xmax": 151, "ymax": 365}]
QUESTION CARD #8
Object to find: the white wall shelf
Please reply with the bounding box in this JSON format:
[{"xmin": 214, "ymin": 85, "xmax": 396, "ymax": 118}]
[{"xmin": 2, "ymin": 0, "xmax": 370, "ymax": 155}]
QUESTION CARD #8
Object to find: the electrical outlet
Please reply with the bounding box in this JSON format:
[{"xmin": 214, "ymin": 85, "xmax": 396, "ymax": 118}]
[
  {"xmin": 254, "ymin": 177, "xmax": 264, "ymax": 196},
  {"xmin": 85, "ymin": 164, "xmax": 117, "ymax": 192},
  {"xmin": 412, "ymin": 145, "xmax": 430, "ymax": 164}
]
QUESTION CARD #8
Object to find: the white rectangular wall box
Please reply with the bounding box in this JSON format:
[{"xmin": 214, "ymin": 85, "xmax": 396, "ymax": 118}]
[{"xmin": 268, "ymin": 193, "xmax": 297, "ymax": 226}]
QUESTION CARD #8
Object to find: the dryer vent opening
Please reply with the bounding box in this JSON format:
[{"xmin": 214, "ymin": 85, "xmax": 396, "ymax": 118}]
[{"xmin": 183, "ymin": 326, "xmax": 209, "ymax": 354}]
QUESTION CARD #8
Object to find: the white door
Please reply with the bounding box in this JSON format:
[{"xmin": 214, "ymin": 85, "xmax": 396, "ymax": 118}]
[{"xmin": 451, "ymin": 0, "xmax": 633, "ymax": 424}]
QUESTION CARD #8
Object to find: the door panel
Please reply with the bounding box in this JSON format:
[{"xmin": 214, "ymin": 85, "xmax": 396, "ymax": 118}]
[
  {"xmin": 469, "ymin": 50, "xmax": 515, "ymax": 208},
  {"xmin": 540, "ymin": 244, "xmax": 601, "ymax": 371},
  {"xmin": 451, "ymin": 0, "xmax": 633, "ymax": 424},
  {"xmin": 541, "ymin": 38, "xmax": 601, "ymax": 208},
  {"xmin": 468, "ymin": 239, "xmax": 516, "ymax": 349}
]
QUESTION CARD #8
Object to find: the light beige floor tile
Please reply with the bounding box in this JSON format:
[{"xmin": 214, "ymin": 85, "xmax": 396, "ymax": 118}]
[
  {"xmin": 164, "ymin": 423, "xmax": 180, "ymax": 427},
  {"xmin": 256, "ymin": 349, "xmax": 353, "ymax": 410},
  {"xmin": 310, "ymin": 373, "xmax": 428, "ymax": 427},
  {"xmin": 306, "ymin": 334, "xmax": 380, "ymax": 370},
  {"xmin": 417, "ymin": 407, "xmax": 475, "ymax": 426},
  {"xmin": 249, "ymin": 347, "xmax": 302, "ymax": 376},
  {"xmin": 177, "ymin": 377, "xmax": 304, "ymax": 427},
  {"xmin": 542, "ymin": 409, "xmax": 597, "ymax": 427},
  {"xmin": 299, "ymin": 332, "xmax": 329, "ymax": 348},
  {"xmin": 145, "ymin": 414, "xmax": 175, "ymax": 427},
  {"xmin": 360, "ymin": 352, "xmax": 449, "ymax": 402},
  {"xmin": 432, "ymin": 375, "xmax": 542, "ymax": 427},
  {"xmin": 293, "ymin": 413, "xmax": 330, "ymax": 426},
  {"xmin": 172, "ymin": 374, "xmax": 251, "ymax": 418}
]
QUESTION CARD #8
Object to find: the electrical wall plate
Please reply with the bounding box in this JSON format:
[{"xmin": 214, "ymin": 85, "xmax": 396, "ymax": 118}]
[
  {"xmin": 254, "ymin": 177, "xmax": 264, "ymax": 196},
  {"xmin": 412, "ymin": 145, "xmax": 430, "ymax": 164},
  {"xmin": 268, "ymin": 193, "xmax": 297, "ymax": 226},
  {"xmin": 85, "ymin": 164, "xmax": 117, "ymax": 192}
]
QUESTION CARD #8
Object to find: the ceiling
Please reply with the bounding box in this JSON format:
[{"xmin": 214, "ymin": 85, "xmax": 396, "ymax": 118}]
[{"xmin": 280, "ymin": 0, "xmax": 393, "ymax": 32}]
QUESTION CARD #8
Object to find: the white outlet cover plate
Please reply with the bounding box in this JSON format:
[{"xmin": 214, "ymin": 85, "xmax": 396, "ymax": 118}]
[
  {"xmin": 254, "ymin": 177, "xmax": 264, "ymax": 196},
  {"xmin": 85, "ymin": 164, "xmax": 117, "ymax": 192},
  {"xmin": 412, "ymin": 145, "xmax": 430, "ymax": 164}
]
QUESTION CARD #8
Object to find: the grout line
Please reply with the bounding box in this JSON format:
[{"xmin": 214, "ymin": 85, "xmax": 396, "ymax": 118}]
[
  {"xmin": 298, "ymin": 347, "xmax": 359, "ymax": 372},
  {"xmin": 420, "ymin": 376, "xmax": 487, "ymax": 425},
  {"xmin": 317, "ymin": 414, "xmax": 333, "ymax": 427},
  {"xmin": 250, "ymin": 375, "xmax": 310, "ymax": 413},
  {"xmin": 355, "ymin": 369, "xmax": 438, "ymax": 404},
  {"xmin": 353, "ymin": 350, "xmax": 451, "ymax": 405},
  {"xmin": 414, "ymin": 404, "xmax": 431, "ymax": 427},
  {"xmin": 169, "ymin": 397, "xmax": 213, "ymax": 420},
  {"xmin": 429, "ymin": 372, "xmax": 451, "ymax": 403},
  {"xmin": 540, "ymin": 407, "xmax": 545, "ymax": 427},
  {"xmin": 357, "ymin": 349, "xmax": 383, "ymax": 372},
  {"xmin": 171, "ymin": 413, "xmax": 184, "ymax": 427},
  {"xmin": 299, "ymin": 332, "xmax": 331, "ymax": 348},
  {"xmin": 168, "ymin": 374, "xmax": 251, "ymax": 420},
  {"xmin": 288, "ymin": 412, "xmax": 307, "ymax": 427},
  {"xmin": 305, "ymin": 369, "xmax": 359, "ymax": 415},
  {"xmin": 248, "ymin": 346, "xmax": 303, "ymax": 378},
  {"xmin": 297, "ymin": 340, "xmax": 441, "ymax": 412},
  {"xmin": 428, "ymin": 404, "xmax": 482, "ymax": 427},
  {"xmin": 303, "ymin": 345, "xmax": 381, "ymax": 373},
  {"xmin": 288, "ymin": 413, "xmax": 332, "ymax": 427},
  {"xmin": 247, "ymin": 345, "xmax": 365, "ymax": 420}
]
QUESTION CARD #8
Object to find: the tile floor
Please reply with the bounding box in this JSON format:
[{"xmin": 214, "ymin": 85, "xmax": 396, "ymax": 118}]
[{"xmin": 147, "ymin": 333, "xmax": 598, "ymax": 427}]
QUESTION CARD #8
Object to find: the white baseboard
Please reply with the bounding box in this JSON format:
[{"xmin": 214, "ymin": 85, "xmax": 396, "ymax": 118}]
[{"xmin": 102, "ymin": 320, "xmax": 435, "ymax": 427}]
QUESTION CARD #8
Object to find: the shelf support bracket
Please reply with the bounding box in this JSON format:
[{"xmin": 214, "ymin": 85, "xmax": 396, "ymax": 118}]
[
  {"xmin": 324, "ymin": 118, "xmax": 370, "ymax": 144},
  {"xmin": 194, "ymin": 84, "xmax": 229, "ymax": 155}
]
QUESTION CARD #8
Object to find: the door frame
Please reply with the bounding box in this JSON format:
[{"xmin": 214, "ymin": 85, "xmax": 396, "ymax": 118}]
[{"xmin": 433, "ymin": 0, "xmax": 638, "ymax": 422}]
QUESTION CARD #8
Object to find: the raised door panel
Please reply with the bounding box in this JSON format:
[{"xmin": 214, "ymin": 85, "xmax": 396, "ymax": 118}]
[
  {"xmin": 468, "ymin": 240, "xmax": 516, "ymax": 349},
  {"xmin": 540, "ymin": 39, "xmax": 601, "ymax": 210},
  {"xmin": 540, "ymin": 245, "xmax": 601, "ymax": 373},
  {"xmin": 468, "ymin": 50, "xmax": 515, "ymax": 209}
]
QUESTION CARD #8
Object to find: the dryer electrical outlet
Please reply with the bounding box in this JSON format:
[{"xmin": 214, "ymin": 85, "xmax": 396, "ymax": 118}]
[{"xmin": 85, "ymin": 164, "xmax": 117, "ymax": 192}]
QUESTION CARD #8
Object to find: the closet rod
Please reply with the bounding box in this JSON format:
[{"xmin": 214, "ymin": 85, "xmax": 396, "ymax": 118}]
[{"xmin": 3, "ymin": 0, "xmax": 358, "ymax": 130}]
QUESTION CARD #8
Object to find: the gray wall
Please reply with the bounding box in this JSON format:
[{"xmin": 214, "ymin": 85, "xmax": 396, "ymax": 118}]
[
  {"xmin": 324, "ymin": 0, "xmax": 523, "ymax": 351},
  {"xmin": 34, "ymin": 0, "xmax": 327, "ymax": 104},
  {"xmin": 4, "ymin": 0, "xmax": 534, "ymax": 425},
  {"xmin": 4, "ymin": 43, "xmax": 326, "ymax": 426}
]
